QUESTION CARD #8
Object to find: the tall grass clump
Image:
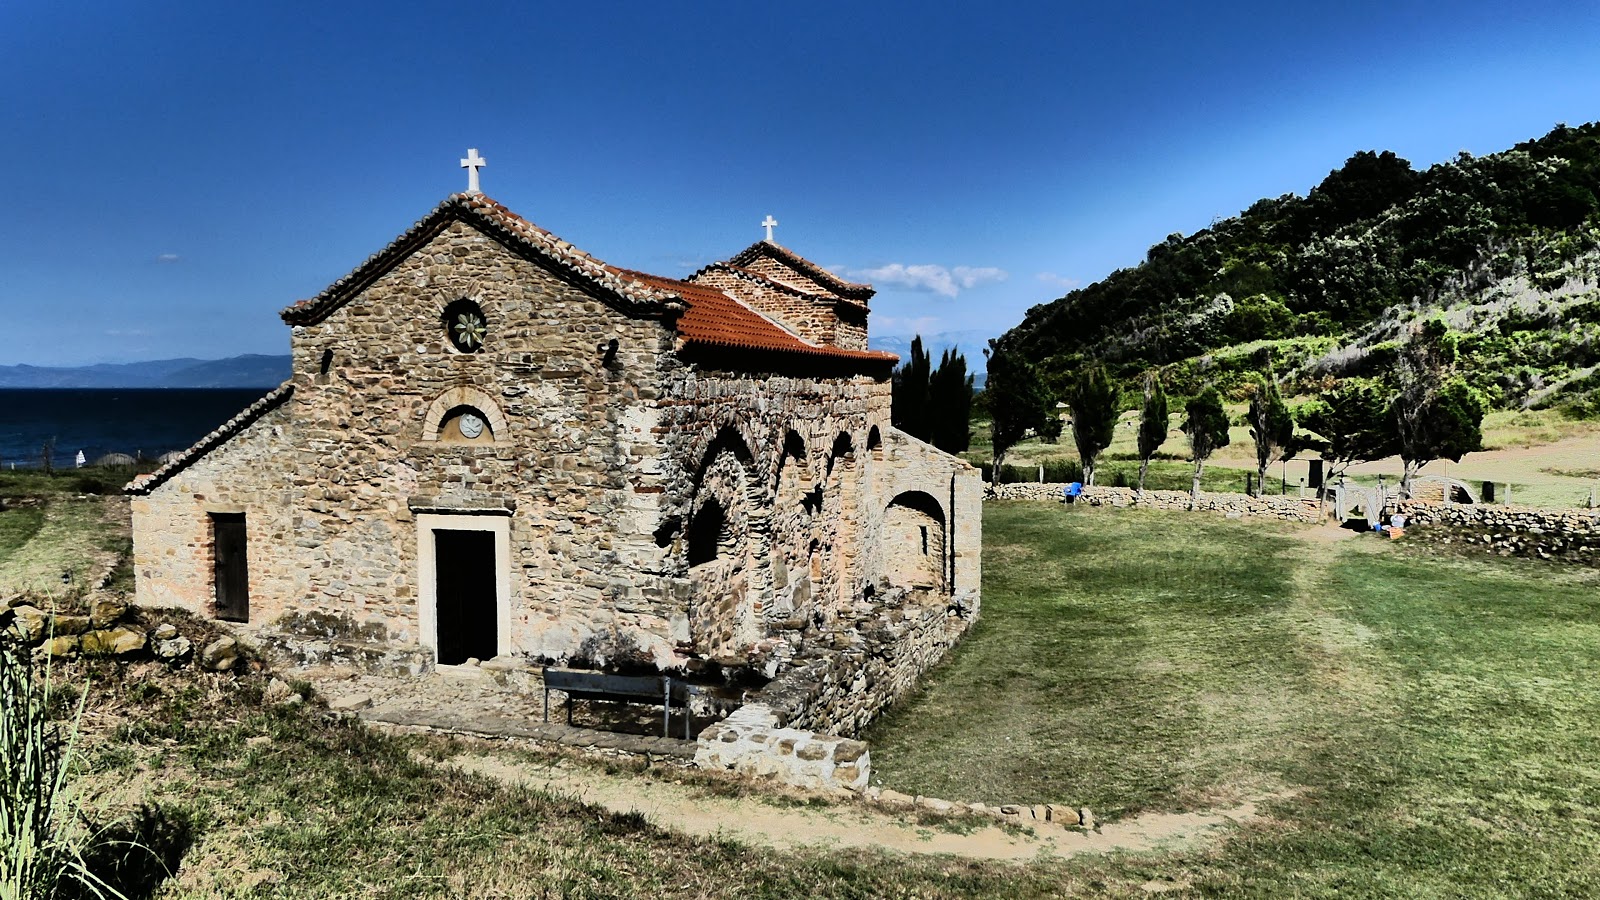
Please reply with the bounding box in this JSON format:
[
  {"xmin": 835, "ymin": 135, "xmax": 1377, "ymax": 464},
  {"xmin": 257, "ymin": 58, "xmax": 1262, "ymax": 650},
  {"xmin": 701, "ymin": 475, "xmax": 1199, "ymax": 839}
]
[{"xmin": 0, "ymin": 645, "xmax": 120, "ymax": 900}]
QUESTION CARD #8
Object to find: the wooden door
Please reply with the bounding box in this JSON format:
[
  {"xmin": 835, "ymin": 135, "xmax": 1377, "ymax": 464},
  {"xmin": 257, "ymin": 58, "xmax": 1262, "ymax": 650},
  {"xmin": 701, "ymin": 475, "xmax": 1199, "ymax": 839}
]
[{"xmin": 212, "ymin": 513, "xmax": 249, "ymax": 622}]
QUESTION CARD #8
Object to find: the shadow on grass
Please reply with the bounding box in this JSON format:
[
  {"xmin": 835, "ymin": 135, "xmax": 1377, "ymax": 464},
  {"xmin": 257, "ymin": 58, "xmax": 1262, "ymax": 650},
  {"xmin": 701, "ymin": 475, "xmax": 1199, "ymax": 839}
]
[{"xmin": 71, "ymin": 803, "xmax": 198, "ymax": 900}]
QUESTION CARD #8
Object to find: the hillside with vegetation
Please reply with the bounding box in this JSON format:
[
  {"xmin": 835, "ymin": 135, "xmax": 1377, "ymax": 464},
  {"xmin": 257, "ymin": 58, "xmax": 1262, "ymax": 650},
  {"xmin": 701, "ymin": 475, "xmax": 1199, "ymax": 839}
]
[{"xmin": 998, "ymin": 122, "xmax": 1600, "ymax": 418}]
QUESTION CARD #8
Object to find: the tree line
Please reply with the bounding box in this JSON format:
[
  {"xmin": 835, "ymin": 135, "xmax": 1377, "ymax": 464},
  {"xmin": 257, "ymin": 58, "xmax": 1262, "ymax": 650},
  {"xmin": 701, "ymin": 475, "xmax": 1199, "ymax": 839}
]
[{"xmin": 984, "ymin": 318, "xmax": 1487, "ymax": 499}]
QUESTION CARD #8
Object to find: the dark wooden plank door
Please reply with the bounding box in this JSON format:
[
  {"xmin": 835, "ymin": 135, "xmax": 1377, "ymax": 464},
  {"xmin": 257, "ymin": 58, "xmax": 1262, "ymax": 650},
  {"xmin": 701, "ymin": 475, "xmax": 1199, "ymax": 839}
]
[
  {"xmin": 434, "ymin": 529, "xmax": 497, "ymax": 665},
  {"xmin": 212, "ymin": 513, "xmax": 249, "ymax": 622}
]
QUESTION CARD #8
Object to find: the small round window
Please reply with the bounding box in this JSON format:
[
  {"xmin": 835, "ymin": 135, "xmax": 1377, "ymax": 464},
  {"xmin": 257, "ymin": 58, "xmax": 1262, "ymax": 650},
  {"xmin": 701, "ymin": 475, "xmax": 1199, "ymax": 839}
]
[{"xmin": 442, "ymin": 299, "xmax": 487, "ymax": 353}]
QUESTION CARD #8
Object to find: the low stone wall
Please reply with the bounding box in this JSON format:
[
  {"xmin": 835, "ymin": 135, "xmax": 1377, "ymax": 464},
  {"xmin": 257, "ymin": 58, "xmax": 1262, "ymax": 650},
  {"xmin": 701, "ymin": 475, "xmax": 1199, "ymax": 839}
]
[
  {"xmin": 748, "ymin": 585, "xmax": 977, "ymax": 737},
  {"xmin": 1395, "ymin": 501, "xmax": 1600, "ymax": 562},
  {"xmin": 989, "ymin": 483, "xmax": 1322, "ymax": 523},
  {"xmin": 694, "ymin": 704, "xmax": 870, "ymax": 792}
]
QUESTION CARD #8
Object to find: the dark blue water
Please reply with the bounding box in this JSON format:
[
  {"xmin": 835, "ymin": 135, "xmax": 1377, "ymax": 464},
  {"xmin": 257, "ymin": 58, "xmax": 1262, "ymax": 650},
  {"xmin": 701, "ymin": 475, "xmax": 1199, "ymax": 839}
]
[{"xmin": 0, "ymin": 389, "xmax": 273, "ymax": 468}]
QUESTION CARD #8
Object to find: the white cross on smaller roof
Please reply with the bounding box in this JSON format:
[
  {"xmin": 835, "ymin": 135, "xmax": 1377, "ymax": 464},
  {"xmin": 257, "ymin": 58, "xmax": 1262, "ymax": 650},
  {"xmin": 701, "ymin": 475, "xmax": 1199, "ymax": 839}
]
[
  {"xmin": 460, "ymin": 148, "xmax": 486, "ymax": 194},
  {"xmin": 762, "ymin": 215, "xmax": 778, "ymax": 242}
]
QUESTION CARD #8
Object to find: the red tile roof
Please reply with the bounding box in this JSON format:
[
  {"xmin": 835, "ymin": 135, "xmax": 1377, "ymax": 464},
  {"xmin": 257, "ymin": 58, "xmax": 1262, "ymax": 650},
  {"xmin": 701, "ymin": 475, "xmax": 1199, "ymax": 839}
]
[{"xmin": 620, "ymin": 270, "xmax": 896, "ymax": 363}]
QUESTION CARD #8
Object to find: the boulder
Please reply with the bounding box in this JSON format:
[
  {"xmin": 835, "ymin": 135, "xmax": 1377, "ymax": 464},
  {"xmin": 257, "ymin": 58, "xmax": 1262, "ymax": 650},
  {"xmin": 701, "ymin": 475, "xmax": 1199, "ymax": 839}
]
[
  {"xmin": 6, "ymin": 605, "xmax": 50, "ymax": 643},
  {"xmin": 80, "ymin": 627, "xmax": 147, "ymax": 656},
  {"xmin": 90, "ymin": 598, "xmax": 129, "ymax": 629},
  {"xmin": 263, "ymin": 678, "xmax": 296, "ymax": 704},
  {"xmin": 53, "ymin": 615, "xmax": 92, "ymax": 636},
  {"xmin": 40, "ymin": 635, "xmax": 79, "ymax": 658},
  {"xmin": 200, "ymin": 637, "xmax": 240, "ymax": 671},
  {"xmin": 152, "ymin": 623, "xmax": 179, "ymax": 641},
  {"xmin": 152, "ymin": 632, "xmax": 193, "ymax": 663}
]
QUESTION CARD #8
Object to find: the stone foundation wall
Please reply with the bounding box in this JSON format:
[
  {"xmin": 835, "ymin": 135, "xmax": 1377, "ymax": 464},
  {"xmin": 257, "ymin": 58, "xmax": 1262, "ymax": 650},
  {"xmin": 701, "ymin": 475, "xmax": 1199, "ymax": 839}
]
[
  {"xmin": 694, "ymin": 704, "xmax": 870, "ymax": 792},
  {"xmin": 749, "ymin": 586, "xmax": 977, "ymax": 737},
  {"xmin": 989, "ymin": 483, "xmax": 1322, "ymax": 522},
  {"xmin": 1395, "ymin": 501, "xmax": 1600, "ymax": 562}
]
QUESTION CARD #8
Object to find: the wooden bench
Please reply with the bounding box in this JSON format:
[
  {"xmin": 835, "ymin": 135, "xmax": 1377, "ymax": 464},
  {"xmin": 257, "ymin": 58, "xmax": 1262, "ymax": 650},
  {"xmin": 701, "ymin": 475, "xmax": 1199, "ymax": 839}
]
[{"xmin": 541, "ymin": 667, "xmax": 695, "ymax": 739}]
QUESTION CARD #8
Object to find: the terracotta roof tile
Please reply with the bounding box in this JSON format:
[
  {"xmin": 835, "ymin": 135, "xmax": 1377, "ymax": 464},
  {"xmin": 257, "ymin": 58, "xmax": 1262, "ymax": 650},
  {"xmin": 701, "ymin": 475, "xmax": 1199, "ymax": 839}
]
[
  {"xmin": 123, "ymin": 383, "xmax": 295, "ymax": 495},
  {"xmin": 619, "ymin": 270, "xmax": 896, "ymax": 364}
]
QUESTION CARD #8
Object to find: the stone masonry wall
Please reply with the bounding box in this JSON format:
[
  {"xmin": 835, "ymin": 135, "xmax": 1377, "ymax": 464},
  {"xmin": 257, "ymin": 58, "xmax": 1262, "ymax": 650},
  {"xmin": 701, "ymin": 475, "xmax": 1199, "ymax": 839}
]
[
  {"xmin": 1395, "ymin": 500, "xmax": 1600, "ymax": 562},
  {"xmin": 990, "ymin": 483, "xmax": 1322, "ymax": 522},
  {"xmin": 750, "ymin": 585, "xmax": 976, "ymax": 737},
  {"xmin": 694, "ymin": 704, "xmax": 870, "ymax": 792},
  {"xmin": 131, "ymin": 402, "xmax": 301, "ymax": 619},
  {"xmin": 137, "ymin": 219, "xmax": 684, "ymax": 668}
]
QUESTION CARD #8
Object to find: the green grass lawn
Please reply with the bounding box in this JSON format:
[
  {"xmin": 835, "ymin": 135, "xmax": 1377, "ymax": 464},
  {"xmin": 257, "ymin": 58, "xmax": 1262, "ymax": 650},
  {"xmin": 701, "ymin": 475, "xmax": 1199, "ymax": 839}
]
[
  {"xmin": 31, "ymin": 497, "xmax": 1600, "ymax": 896},
  {"xmin": 865, "ymin": 502, "xmax": 1600, "ymax": 895}
]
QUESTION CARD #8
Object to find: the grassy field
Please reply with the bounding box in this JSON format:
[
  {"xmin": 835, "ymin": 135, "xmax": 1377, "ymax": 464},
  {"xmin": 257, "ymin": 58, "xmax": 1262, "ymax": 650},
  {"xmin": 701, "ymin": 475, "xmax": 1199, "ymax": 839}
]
[
  {"xmin": 866, "ymin": 502, "xmax": 1600, "ymax": 895},
  {"xmin": 14, "ymin": 489, "xmax": 1600, "ymax": 896}
]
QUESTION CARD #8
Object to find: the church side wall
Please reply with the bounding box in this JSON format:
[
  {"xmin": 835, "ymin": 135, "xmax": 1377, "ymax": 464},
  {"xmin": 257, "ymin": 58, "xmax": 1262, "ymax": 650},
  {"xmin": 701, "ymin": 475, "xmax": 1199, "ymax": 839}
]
[{"xmin": 131, "ymin": 403, "xmax": 300, "ymax": 619}]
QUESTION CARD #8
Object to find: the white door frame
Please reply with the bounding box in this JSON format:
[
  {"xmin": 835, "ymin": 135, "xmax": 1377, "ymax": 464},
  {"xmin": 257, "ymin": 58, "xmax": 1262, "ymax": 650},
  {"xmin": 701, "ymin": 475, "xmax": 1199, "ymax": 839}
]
[{"xmin": 416, "ymin": 512, "xmax": 512, "ymax": 664}]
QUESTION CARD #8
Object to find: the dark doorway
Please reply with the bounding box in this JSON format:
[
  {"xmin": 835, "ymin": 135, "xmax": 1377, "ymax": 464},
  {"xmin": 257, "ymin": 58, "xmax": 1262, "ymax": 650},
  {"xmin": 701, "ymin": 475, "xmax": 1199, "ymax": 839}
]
[
  {"xmin": 211, "ymin": 513, "xmax": 249, "ymax": 622},
  {"xmin": 434, "ymin": 529, "xmax": 498, "ymax": 665}
]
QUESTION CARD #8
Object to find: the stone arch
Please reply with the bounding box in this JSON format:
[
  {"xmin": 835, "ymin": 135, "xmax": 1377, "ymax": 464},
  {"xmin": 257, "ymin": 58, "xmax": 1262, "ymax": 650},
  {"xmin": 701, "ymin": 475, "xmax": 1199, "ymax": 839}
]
[
  {"xmin": 882, "ymin": 490, "xmax": 947, "ymax": 594},
  {"xmin": 420, "ymin": 386, "xmax": 510, "ymax": 443},
  {"xmin": 825, "ymin": 431, "xmax": 855, "ymax": 478},
  {"xmin": 815, "ymin": 430, "xmax": 860, "ymax": 617},
  {"xmin": 685, "ymin": 426, "xmax": 771, "ymax": 660},
  {"xmin": 692, "ymin": 424, "xmax": 757, "ymax": 491},
  {"xmin": 769, "ymin": 430, "xmax": 815, "ymax": 624}
]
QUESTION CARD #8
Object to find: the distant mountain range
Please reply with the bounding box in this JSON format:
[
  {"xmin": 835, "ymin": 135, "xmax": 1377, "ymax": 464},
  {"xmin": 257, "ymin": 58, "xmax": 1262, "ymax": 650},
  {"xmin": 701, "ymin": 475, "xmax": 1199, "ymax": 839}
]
[{"xmin": 0, "ymin": 354, "xmax": 293, "ymax": 388}]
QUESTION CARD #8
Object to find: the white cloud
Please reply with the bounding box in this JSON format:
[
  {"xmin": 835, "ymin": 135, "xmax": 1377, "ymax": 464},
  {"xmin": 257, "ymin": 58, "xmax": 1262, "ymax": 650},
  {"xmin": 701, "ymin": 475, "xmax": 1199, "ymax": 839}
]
[
  {"xmin": 1035, "ymin": 272, "xmax": 1080, "ymax": 291},
  {"xmin": 874, "ymin": 315, "xmax": 944, "ymax": 335},
  {"xmin": 155, "ymin": 253, "xmax": 181, "ymax": 263},
  {"xmin": 845, "ymin": 263, "xmax": 1008, "ymax": 298}
]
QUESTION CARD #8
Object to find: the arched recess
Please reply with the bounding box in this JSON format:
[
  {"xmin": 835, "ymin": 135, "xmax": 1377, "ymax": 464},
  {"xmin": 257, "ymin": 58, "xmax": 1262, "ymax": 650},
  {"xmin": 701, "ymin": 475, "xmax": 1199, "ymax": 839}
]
[
  {"xmin": 882, "ymin": 490, "xmax": 947, "ymax": 594},
  {"xmin": 768, "ymin": 430, "xmax": 814, "ymax": 622},
  {"xmin": 867, "ymin": 425, "xmax": 883, "ymax": 460},
  {"xmin": 684, "ymin": 428, "xmax": 771, "ymax": 660},
  {"xmin": 420, "ymin": 386, "xmax": 510, "ymax": 444},
  {"xmin": 816, "ymin": 430, "xmax": 859, "ymax": 618}
]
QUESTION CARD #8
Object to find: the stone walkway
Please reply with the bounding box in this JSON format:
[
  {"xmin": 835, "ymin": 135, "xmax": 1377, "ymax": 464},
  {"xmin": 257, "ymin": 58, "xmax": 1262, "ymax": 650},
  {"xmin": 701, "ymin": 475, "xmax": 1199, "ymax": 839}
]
[{"xmin": 294, "ymin": 663, "xmax": 700, "ymax": 759}]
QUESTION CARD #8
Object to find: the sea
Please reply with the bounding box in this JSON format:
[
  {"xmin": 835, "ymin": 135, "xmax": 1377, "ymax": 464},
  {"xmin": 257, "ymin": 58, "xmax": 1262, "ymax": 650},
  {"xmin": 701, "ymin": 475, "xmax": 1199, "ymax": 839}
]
[{"xmin": 0, "ymin": 388, "xmax": 273, "ymax": 469}]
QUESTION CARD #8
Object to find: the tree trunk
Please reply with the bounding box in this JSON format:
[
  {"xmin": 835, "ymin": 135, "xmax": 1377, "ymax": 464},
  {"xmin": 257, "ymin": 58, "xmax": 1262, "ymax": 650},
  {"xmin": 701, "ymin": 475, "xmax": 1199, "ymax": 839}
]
[
  {"xmin": 1400, "ymin": 458, "xmax": 1423, "ymax": 499},
  {"xmin": 1137, "ymin": 456, "xmax": 1150, "ymax": 492},
  {"xmin": 1190, "ymin": 458, "xmax": 1204, "ymax": 509},
  {"xmin": 992, "ymin": 449, "xmax": 1004, "ymax": 486},
  {"xmin": 1255, "ymin": 461, "xmax": 1269, "ymax": 498},
  {"xmin": 1083, "ymin": 460, "xmax": 1095, "ymax": 487}
]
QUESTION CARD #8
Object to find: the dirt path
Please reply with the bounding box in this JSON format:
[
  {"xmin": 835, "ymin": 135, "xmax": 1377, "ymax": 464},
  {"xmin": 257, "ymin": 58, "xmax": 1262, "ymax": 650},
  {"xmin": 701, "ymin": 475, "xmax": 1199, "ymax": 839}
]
[{"xmin": 443, "ymin": 753, "xmax": 1274, "ymax": 862}]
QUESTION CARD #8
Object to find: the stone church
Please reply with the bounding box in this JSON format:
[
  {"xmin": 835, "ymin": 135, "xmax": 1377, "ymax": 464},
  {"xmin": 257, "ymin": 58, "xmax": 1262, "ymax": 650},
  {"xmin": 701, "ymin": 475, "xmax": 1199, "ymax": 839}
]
[{"xmin": 126, "ymin": 183, "xmax": 980, "ymax": 729}]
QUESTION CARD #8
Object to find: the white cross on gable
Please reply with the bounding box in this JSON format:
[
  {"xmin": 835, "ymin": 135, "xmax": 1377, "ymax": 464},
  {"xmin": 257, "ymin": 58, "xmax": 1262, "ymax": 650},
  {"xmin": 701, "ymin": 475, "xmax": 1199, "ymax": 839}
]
[
  {"xmin": 460, "ymin": 148, "xmax": 486, "ymax": 194},
  {"xmin": 762, "ymin": 215, "xmax": 778, "ymax": 242}
]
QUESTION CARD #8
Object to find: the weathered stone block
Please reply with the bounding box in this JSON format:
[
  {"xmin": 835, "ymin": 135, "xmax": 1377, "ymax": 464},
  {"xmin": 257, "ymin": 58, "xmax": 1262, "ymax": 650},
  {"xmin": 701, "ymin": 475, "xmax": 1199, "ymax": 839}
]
[{"xmin": 80, "ymin": 627, "xmax": 147, "ymax": 656}]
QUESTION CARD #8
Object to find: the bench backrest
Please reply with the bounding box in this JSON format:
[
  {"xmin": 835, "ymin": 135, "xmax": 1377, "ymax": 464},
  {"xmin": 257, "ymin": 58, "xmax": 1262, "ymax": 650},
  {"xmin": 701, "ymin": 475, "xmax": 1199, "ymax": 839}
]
[{"xmin": 543, "ymin": 668, "xmax": 665, "ymax": 699}]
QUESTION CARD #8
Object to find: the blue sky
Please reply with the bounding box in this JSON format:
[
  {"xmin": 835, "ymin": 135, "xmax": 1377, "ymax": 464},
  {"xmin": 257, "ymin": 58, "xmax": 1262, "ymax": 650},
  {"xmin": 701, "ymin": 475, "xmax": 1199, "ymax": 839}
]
[{"xmin": 3, "ymin": 0, "xmax": 1598, "ymax": 367}]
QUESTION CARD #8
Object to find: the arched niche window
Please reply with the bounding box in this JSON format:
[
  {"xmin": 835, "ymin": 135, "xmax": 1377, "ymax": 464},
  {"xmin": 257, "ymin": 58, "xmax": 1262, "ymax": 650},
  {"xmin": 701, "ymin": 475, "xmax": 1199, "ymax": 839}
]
[
  {"xmin": 421, "ymin": 387, "xmax": 509, "ymax": 445},
  {"xmin": 687, "ymin": 498, "xmax": 728, "ymax": 567},
  {"xmin": 442, "ymin": 299, "xmax": 487, "ymax": 353},
  {"xmin": 437, "ymin": 405, "xmax": 495, "ymax": 444}
]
